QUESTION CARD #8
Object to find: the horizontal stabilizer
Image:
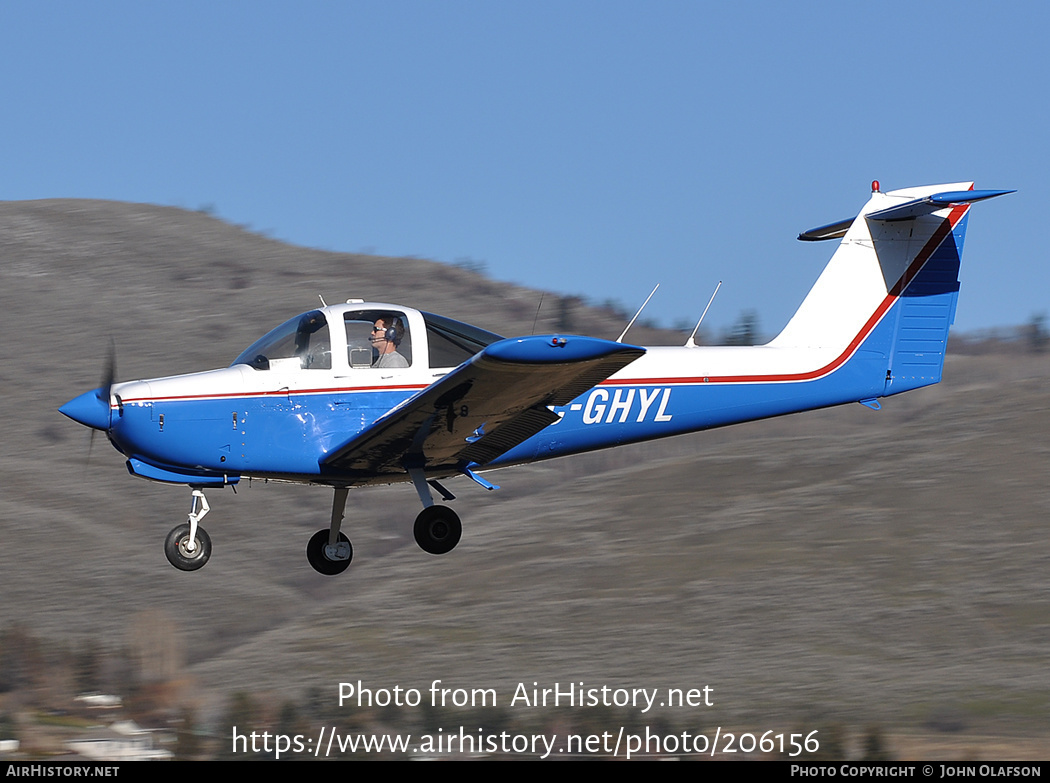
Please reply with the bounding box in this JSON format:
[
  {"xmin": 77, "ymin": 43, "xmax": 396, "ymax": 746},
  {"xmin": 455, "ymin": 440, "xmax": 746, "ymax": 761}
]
[
  {"xmin": 799, "ymin": 188, "xmax": 1013, "ymax": 240},
  {"xmin": 798, "ymin": 217, "xmax": 854, "ymax": 242},
  {"xmin": 866, "ymin": 189, "xmax": 1015, "ymax": 222}
]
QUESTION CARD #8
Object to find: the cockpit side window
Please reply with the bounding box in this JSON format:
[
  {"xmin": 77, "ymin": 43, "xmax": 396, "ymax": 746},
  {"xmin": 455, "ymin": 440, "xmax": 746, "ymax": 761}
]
[
  {"xmin": 231, "ymin": 311, "xmax": 332, "ymax": 370},
  {"xmin": 421, "ymin": 311, "xmax": 503, "ymax": 368},
  {"xmin": 344, "ymin": 311, "xmax": 413, "ymax": 369}
]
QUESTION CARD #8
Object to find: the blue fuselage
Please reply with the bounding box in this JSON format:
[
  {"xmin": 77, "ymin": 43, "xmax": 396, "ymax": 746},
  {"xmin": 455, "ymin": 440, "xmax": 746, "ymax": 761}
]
[{"xmin": 105, "ymin": 309, "xmax": 909, "ymax": 488}]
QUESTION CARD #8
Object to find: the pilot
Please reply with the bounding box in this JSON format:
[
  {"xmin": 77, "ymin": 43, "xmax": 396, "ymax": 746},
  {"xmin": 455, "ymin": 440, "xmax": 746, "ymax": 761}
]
[{"xmin": 371, "ymin": 315, "xmax": 409, "ymax": 368}]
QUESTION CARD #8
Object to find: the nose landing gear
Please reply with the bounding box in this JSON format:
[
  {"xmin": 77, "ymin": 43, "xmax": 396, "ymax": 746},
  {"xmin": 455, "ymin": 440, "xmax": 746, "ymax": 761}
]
[{"xmin": 164, "ymin": 489, "xmax": 212, "ymax": 571}]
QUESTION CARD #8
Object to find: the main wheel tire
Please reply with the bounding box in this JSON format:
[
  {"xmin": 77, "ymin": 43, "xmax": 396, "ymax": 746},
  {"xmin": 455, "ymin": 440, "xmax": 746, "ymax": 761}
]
[
  {"xmin": 164, "ymin": 523, "xmax": 212, "ymax": 571},
  {"xmin": 306, "ymin": 529, "xmax": 353, "ymax": 576},
  {"xmin": 413, "ymin": 506, "xmax": 462, "ymax": 555}
]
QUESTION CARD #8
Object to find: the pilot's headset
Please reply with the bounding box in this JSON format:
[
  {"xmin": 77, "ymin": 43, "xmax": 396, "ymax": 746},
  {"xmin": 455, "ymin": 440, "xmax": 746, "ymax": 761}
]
[{"xmin": 382, "ymin": 316, "xmax": 404, "ymax": 346}]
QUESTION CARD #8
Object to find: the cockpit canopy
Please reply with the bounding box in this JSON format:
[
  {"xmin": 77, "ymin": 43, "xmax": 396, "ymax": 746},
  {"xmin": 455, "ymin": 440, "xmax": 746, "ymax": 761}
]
[{"xmin": 231, "ymin": 304, "xmax": 503, "ymax": 373}]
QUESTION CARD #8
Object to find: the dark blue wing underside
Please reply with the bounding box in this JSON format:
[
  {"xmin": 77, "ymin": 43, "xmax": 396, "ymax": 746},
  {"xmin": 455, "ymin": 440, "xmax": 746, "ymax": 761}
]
[{"xmin": 321, "ymin": 335, "xmax": 645, "ymax": 477}]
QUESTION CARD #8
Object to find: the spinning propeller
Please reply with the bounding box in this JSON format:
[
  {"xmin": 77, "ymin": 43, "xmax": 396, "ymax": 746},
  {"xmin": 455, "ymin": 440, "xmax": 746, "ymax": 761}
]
[{"xmin": 59, "ymin": 340, "xmax": 118, "ymax": 451}]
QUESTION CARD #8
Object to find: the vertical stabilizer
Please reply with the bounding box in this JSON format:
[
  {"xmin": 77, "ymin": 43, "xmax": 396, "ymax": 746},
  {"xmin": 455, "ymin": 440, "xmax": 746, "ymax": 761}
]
[{"xmin": 771, "ymin": 182, "xmax": 1011, "ymax": 396}]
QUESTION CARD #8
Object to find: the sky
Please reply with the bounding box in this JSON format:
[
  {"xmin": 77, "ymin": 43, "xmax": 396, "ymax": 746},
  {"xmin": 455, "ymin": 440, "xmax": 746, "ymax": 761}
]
[{"xmin": 1, "ymin": 2, "xmax": 1044, "ymax": 338}]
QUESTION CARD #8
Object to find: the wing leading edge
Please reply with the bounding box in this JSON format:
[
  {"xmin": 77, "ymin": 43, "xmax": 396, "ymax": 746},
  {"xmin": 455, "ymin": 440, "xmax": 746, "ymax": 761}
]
[{"xmin": 321, "ymin": 335, "xmax": 646, "ymax": 478}]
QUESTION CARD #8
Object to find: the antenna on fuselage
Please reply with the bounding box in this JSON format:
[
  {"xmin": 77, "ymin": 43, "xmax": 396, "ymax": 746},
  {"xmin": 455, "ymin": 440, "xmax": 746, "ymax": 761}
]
[
  {"xmin": 318, "ymin": 294, "xmax": 328, "ymax": 307},
  {"xmin": 616, "ymin": 283, "xmax": 659, "ymax": 343},
  {"xmin": 685, "ymin": 280, "xmax": 722, "ymax": 348},
  {"xmin": 532, "ymin": 292, "xmax": 544, "ymax": 335}
]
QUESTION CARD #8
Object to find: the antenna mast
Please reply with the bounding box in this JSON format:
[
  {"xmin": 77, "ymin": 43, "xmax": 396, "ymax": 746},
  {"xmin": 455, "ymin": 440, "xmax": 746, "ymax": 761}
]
[
  {"xmin": 616, "ymin": 284, "xmax": 660, "ymax": 343},
  {"xmin": 685, "ymin": 281, "xmax": 722, "ymax": 348}
]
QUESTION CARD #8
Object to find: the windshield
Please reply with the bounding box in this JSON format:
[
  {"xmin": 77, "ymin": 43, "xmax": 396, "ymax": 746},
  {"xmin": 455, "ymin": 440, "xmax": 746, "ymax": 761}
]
[{"xmin": 231, "ymin": 310, "xmax": 332, "ymax": 370}]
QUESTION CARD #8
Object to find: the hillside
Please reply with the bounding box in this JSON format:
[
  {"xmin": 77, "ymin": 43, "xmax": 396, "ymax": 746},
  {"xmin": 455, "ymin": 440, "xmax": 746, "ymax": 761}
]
[{"xmin": 1, "ymin": 200, "xmax": 1047, "ymax": 758}]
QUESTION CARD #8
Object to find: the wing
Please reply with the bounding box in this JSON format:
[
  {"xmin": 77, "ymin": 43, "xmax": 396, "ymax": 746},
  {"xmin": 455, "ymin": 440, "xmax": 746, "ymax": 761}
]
[{"xmin": 321, "ymin": 335, "xmax": 645, "ymax": 478}]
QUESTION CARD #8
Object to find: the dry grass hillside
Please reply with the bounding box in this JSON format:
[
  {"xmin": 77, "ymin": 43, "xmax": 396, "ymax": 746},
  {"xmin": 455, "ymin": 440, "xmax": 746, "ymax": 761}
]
[{"xmin": 1, "ymin": 200, "xmax": 1047, "ymax": 758}]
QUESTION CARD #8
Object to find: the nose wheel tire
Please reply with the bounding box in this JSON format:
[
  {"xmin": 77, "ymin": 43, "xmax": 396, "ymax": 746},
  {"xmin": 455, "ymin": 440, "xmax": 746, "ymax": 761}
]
[
  {"xmin": 413, "ymin": 506, "xmax": 462, "ymax": 555},
  {"xmin": 307, "ymin": 529, "xmax": 353, "ymax": 576},
  {"xmin": 164, "ymin": 523, "xmax": 212, "ymax": 571}
]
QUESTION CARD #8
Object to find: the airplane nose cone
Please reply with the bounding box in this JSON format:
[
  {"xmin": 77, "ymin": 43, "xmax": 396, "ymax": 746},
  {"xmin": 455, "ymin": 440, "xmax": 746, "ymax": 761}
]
[{"xmin": 59, "ymin": 388, "xmax": 112, "ymax": 431}]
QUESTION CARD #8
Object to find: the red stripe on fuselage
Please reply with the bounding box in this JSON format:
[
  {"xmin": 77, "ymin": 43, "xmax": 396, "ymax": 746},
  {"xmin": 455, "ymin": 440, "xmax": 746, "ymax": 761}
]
[
  {"xmin": 118, "ymin": 383, "xmax": 429, "ymax": 406},
  {"xmin": 603, "ymin": 203, "xmax": 969, "ymax": 387}
]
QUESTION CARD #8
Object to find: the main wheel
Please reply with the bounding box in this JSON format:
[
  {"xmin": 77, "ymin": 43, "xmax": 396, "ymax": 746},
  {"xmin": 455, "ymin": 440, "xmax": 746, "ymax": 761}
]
[
  {"xmin": 306, "ymin": 529, "xmax": 353, "ymax": 576},
  {"xmin": 164, "ymin": 523, "xmax": 212, "ymax": 571},
  {"xmin": 413, "ymin": 506, "xmax": 462, "ymax": 555}
]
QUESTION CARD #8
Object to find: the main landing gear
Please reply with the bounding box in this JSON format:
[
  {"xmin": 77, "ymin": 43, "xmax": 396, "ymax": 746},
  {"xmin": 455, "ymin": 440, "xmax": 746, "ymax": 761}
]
[
  {"xmin": 408, "ymin": 469, "xmax": 462, "ymax": 557},
  {"xmin": 413, "ymin": 505, "xmax": 462, "ymax": 555},
  {"xmin": 164, "ymin": 489, "xmax": 213, "ymax": 571},
  {"xmin": 304, "ymin": 475, "xmax": 465, "ymax": 576},
  {"xmin": 306, "ymin": 487, "xmax": 354, "ymax": 576}
]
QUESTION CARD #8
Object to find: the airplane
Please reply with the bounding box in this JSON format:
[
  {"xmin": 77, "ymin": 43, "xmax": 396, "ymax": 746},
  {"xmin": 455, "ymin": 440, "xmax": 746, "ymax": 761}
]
[{"xmin": 59, "ymin": 181, "xmax": 1012, "ymax": 576}]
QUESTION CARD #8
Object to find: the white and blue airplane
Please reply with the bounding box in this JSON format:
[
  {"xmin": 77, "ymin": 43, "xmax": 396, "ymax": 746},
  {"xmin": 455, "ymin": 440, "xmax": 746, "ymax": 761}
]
[{"xmin": 60, "ymin": 181, "xmax": 1011, "ymax": 575}]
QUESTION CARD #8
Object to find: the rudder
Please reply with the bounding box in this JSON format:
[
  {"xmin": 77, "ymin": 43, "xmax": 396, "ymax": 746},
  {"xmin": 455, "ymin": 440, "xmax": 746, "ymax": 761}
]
[{"xmin": 881, "ymin": 211, "xmax": 968, "ymax": 394}]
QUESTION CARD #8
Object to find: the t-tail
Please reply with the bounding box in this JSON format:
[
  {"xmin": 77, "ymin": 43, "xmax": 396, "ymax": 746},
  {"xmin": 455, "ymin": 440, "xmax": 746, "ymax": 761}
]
[{"xmin": 775, "ymin": 180, "xmax": 1013, "ymax": 397}]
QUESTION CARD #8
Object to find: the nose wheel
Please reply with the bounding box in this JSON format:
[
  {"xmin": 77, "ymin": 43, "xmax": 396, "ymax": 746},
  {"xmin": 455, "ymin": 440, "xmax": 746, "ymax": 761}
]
[
  {"xmin": 164, "ymin": 523, "xmax": 212, "ymax": 571},
  {"xmin": 164, "ymin": 488, "xmax": 213, "ymax": 571}
]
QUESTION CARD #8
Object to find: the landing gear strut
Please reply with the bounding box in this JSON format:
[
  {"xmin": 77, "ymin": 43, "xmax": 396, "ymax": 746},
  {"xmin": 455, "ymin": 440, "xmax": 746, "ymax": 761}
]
[
  {"xmin": 307, "ymin": 487, "xmax": 353, "ymax": 576},
  {"xmin": 164, "ymin": 489, "xmax": 212, "ymax": 571}
]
